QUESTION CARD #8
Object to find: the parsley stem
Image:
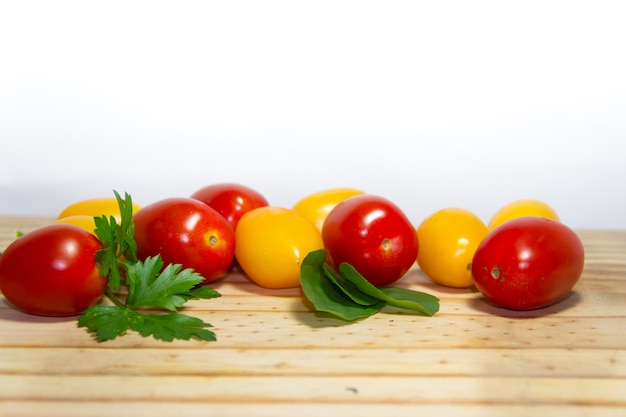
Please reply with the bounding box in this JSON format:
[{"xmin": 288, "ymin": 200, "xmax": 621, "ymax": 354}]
[{"xmin": 105, "ymin": 287, "xmax": 127, "ymax": 309}]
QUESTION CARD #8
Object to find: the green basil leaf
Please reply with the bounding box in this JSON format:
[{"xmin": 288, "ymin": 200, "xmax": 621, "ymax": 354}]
[
  {"xmin": 322, "ymin": 263, "xmax": 382, "ymax": 306},
  {"xmin": 339, "ymin": 262, "xmax": 440, "ymax": 316},
  {"xmin": 300, "ymin": 250, "xmax": 384, "ymax": 321},
  {"xmin": 378, "ymin": 286, "xmax": 440, "ymax": 316}
]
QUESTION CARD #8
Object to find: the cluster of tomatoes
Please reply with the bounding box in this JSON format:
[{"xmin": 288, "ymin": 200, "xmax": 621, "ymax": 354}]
[
  {"xmin": 0, "ymin": 183, "xmax": 585, "ymax": 317},
  {"xmin": 415, "ymin": 202, "xmax": 584, "ymax": 310}
]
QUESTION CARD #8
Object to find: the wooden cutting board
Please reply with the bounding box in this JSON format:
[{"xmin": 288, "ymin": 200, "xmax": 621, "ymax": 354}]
[{"xmin": 1, "ymin": 216, "xmax": 625, "ymax": 417}]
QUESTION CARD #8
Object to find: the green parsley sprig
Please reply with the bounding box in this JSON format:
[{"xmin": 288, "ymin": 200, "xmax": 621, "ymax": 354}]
[
  {"xmin": 93, "ymin": 190, "xmax": 137, "ymax": 292},
  {"xmin": 78, "ymin": 191, "xmax": 221, "ymax": 342},
  {"xmin": 300, "ymin": 249, "xmax": 440, "ymax": 321}
]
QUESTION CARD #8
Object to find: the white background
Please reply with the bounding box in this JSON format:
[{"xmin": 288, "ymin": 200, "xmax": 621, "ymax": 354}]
[{"xmin": 1, "ymin": 1, "xmax": 625, "ymax": 229}]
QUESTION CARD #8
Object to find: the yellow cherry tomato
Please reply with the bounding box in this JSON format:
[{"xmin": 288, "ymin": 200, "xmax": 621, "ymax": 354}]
[
  {"xmin": 235, "ymin": 206, "xmax": 324, "ymax": 289},
  {"xmin": 292, "ymin": 187, "xmax": 364, "ymax": 232},
  {"xmin": 54, "ymin": 215, "xmax": 99, "ymax": 235},
  {"xmin": 488, "ymin": 199, "xmax": 559, "ymax": 231},
  {"xmin": 416, "ymin": 208, "xmax": 488, "ymax": 288},
  {"xmin": 57, "ymin": 197, "xmax": 143, "ymax": 222}
]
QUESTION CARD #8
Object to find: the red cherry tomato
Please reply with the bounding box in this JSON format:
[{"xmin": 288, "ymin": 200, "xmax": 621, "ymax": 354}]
[
  {"xmin": 133, "ymin": 198, "xmax": 236, "ymax": 283},
  {"xmin": 322, "ymin": 194, "xmax": 418, "ymax": 286},
  {"xmin": 471, "ymin": 217, "xmax": 585, "ymax": 310},
  {"xmin": 0, "ymin": 224, "xmax": 107, "ymax": 316},
  {"xmin": 190, "ymin": 183, "xmax": 269, "ymax": 231}
]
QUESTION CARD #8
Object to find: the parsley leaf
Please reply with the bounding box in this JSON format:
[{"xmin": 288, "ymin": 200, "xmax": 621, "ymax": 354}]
[
  {"xmin": 130, "ymin": 312, "xmax": 216, "ymax": 342},
  {"xmin": 79, "ymin": 190, "xmax": 221, "ymax": 343},
  {"xmin": 94, "ymin": 191, "xmax": 137, "ymax": 292},
  {"xmin": 78, "ymin": 305, "xmax": 217, "ymax": 342},
  {"xmin": 124, "ymin": 256, "xmax": 221, "ymax": 311},
  {"xmin": 93, "ymin": 215, "xmax": 122, "ymax": 290},
  {"xmin": 78, "ymin": 305, "xmax": 141, "ymax": 341}
]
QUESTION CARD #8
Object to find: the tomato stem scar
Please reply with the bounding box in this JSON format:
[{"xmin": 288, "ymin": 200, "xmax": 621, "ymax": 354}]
[{"xmin": 491, "ymin": 266, "xmax": 500, "ymax": 280}]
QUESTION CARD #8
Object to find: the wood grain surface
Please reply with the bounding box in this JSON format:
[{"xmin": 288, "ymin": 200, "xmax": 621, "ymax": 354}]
[{"xmin": 1, "ymin": 216, "xmax": 625, "ymax": 417}]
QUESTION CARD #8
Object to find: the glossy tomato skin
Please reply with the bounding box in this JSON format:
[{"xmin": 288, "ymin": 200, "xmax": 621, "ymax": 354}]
[
  {"xmin": 133, "ymin": 198, "xmax": 236, "ymax": 283},
  {"xmin": 472, "ymin": 217, "xmax": 584, "ymax": 310},
  {"xmin": 488, "ymin": 199, "xmax": 560, "ymax": 231},
  {"xmin": 0, "ymin": 224, "xmax": 106, "ymax": 316},
  {"xmin": 54, "ymin": 215, "xmax": 99, "ymax": 235},
  {"xmin": 57, "ymin": 197, "xmax": 143, "ymax": 222},
  {"xmin": 235, "ymin": 206, "xmax": 324, "ymax": 289},
  {"xmin": 292, "ymin": 187, "xmax": 364, "ymax": 232},
  {"xmin": 322, "ymin": 194, "xmax": 418, "ymax": 286},
  {"xmin": 190, "ymin": 183, "xmax": 269, "ymax": 231},
  {"xmin": 416, "ymin": 208, "xmax": 488, "ymax": 288}
]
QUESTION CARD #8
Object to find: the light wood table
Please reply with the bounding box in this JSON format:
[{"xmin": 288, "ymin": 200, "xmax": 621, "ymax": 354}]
[{"xmin": 1, "ymin": 216, "xmax": 625, "ymax": 417}]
